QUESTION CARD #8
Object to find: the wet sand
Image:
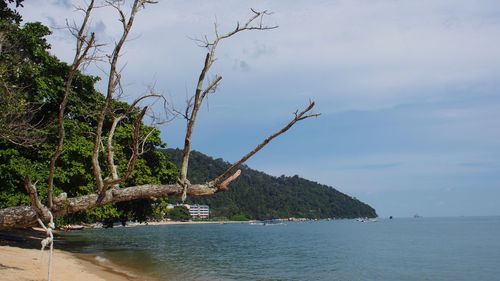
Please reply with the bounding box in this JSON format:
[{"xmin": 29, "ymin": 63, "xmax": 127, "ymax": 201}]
[
  {"xmin": 0, "ymin": 228, "xmax": 154, "ymax": 281},
  {"xmin": 0, "ymin": 245, "xmax": 139, "ymax": 281}
]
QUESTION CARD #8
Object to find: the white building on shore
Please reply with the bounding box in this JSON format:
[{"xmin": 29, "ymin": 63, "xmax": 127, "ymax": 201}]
[
  {"xmin": 166, "ymin": 204, "xmax": 210, "ymax": 219},
  {"xmin": 186, "ymin": 204, "xmax": 210, "ymax": 219}
]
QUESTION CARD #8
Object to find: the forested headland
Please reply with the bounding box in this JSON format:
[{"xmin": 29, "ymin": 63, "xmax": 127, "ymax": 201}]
[{"xmin": 167, "ymin": 149, "xmax": 377, "ymax": 220}]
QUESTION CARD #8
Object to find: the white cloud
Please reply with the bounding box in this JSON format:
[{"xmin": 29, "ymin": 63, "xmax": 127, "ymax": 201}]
[{"xmin": 21, "ymin": 0, "xmax": 500, "ymax": 112}]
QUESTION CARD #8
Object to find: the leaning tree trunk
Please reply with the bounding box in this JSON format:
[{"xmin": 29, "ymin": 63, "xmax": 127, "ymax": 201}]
[{"xmin": 0, "ymin": 182, "xmax": 220, "ymax": 230}]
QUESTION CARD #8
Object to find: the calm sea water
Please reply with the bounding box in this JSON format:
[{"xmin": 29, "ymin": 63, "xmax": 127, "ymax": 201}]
[{"xmin": 61, "ymin": 217, "xmax": 500, "ymax": 281}]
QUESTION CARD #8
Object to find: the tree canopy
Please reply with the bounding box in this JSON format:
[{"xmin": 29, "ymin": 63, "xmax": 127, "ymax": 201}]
[
  {"xmin": 0, "ymin": 0, "xmax": 24, "ymax": 24},
  {"xmin": 0, "ymin": 18, "xmax": 178, "ymax": 224}
]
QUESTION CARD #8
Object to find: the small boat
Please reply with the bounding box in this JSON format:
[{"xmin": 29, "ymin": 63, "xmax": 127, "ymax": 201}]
[
  {"xmin": 63, "ymin": 224, "xmax": 84, "ymax": 231},
  {"xmin": 356, "ymin": 217, "xmax": 378, "ymax": 223},
  {"xmin": 262, "ymin": 219, "xmax": 285, "ymax": 226}
]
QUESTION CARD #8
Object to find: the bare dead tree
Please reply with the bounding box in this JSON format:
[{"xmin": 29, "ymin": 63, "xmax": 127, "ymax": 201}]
[
  {"xmin": 91, "ymin": 0, "xmax": 159, "ymax": 196},
  {"xmin": 178, "ymin": 9, "xmax": 279, "ymax": 201},
  {"xmin": 0, "ymin": 5, "xmax": 321, "ymax": 230},
  {"xmin": 46, "ymin": 0, "xmax": 98, "ymax": 209}
]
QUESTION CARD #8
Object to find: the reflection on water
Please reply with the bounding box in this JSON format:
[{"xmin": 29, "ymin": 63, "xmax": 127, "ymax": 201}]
[{"xmin": 62, "ymin": 217, "xmax": 500, "ymax": 281}]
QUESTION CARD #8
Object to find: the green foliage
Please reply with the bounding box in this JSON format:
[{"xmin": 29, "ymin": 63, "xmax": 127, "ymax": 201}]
[
  {"xmin": 151, "ymin": 198, "xmax": 171, "ymax": 220},
  {"xmin": 0, "ymin": 20, "xmax": 178, "ymax": 223},
  {"xmin": 229, "ymin": 213, "xmax": 250, "ymax": 221},
  {"xmin": 116, "ymin": 199, "xmax": 154, "ymax": 223},
  {"xmin": 1, "ymin": 0, "xmax": 24, "ymax": 24},
  {"xmin": 166, "ymin": 206, "xmax": 191, "ymax": 221},
  {"xmin": 165, "ymin": 149, "xmax": 378, "ymax": 220},
  {"xmin": 85, "ymin": 205, "xmax": 122, "ymax": 223}
]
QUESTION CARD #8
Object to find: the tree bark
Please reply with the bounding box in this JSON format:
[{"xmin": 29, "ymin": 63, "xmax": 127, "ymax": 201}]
[{"xmin": 0, "ymin": 181, "xmax": 229, "ymax": 230}]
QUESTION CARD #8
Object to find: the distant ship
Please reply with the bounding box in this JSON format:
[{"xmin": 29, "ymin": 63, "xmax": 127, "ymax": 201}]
[
  {"xmin": 355, "ymin": 217, "xmax": 378, "ymax": 222},
  {"xmin": 413, "ymin": 214, "xmax": 422, "ymax": 218}
]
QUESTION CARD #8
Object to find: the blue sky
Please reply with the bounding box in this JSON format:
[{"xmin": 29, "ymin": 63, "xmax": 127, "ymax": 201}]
[{"xmin": 21, "ymin": 0, "xmax": 500, "ymax": 217}]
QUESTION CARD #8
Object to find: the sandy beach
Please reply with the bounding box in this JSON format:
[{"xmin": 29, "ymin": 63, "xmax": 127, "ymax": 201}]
[
  {"xmin": 0, "ymin": 227, "xmax": 153, "ymax": 281},
  {"xmin": 0, "ymin": 245, "xmax": 145, "ymax": 281}
]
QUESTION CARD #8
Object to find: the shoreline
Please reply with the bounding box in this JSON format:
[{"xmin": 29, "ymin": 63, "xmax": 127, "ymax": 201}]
[
  {"xmin": 0, "ymin": 245, "xmax": 147, "ymax": 281},
  {"xmin": 0, "ymin": 220, "xmax": 285, "ymax": 280},
  {"xmin": 0, "ymin": 221, "xmax": 247, "ymax": 281},
  {"xmin": 0, "ymin": 226, "xmax": 161, "ymax": 281},
  {"xmin": 79, "ymin": 219, "xmax": 252, "ymax": 229},
  {"xmin": 73, "ymin": 251, "xmax": 159, "ymax": 281},
  {"xmin": 139, "ymin": 220, "xmax": 250, "ymax": 226}
]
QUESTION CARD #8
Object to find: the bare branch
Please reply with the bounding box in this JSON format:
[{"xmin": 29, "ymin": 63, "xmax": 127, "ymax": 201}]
[
  {"xmin": 201, "ymin": 75, "xmax": 222, "ymax": 100},
  {"xmin": 178, "ymin": 52, "xmax": 211, "ymax": 192},
  {"xmin": 129, "ymin": 93, "xmax": 161, "ymax": 109},
  {"xmin": 103, "ymin": 106, "xmax": 148, "ymax": 188},
  {"xmin": 211, "ymin": 101, "xmax": 320, "ymax": 187},
  {"xmin": 145, "ymin": 94, "xmax": 176, "ymax": 126},
  {"xmin": 218, "ymin": 169, "xmax": 242, "ymax": 191},
  {"xmin": 139, "ymin": 127, "xmax": 156, "ymax": 155},
  {"xmin": 105, "ymin": 115, "xmax": 125, "ymax": 189},
  {"xmin": 23, "ymin": 178, "xmax": 51, "ymax": 222},
  {"xmin": 213, "ymin": 9, "xmax": 278, "ymax": 45},
  {"xmin": 195, "ymin": 8, "xmax": 278, "ymax": 51},
  {"xmin": 103, "ymin": 91, "xmax": 162, "ymax": 189},
  {"xmin": 47, "ymin": 0, "xmax": 97, "ymax": 209}
]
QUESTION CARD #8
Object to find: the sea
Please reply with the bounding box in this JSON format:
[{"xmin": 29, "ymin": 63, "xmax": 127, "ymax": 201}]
[{"xmin": 60, "ymin": 216, "xmax": 500, "ymax": 281}]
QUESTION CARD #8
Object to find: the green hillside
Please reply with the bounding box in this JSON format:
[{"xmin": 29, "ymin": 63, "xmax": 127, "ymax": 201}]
[{"xmin": 164, "ymin": 149, "xmax": 377, "ymax": 220}]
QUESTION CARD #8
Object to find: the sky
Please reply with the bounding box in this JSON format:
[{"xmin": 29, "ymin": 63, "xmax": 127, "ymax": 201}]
[{"xmin": 19, "ymin": 0, "xmax": 500, "ymax": 217}]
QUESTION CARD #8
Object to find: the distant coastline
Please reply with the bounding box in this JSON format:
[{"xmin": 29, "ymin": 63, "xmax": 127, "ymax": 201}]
[{"xmin": 66, "ymin": 217, "xmax": 342, "ymax": 230}]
